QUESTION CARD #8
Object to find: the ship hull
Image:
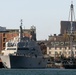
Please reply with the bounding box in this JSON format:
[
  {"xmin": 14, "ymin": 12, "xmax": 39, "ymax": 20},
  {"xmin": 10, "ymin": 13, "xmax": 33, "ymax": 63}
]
[
  {"xmin": 62, "ymin": 64, "xmax": 76, "ymax": 69},
  {"xmin": 0, "ymin": 55, "xmax": 47, "ymax": 69}
]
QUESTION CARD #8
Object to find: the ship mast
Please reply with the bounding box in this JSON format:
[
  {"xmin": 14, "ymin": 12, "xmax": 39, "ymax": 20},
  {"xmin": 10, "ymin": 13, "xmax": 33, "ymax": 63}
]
[
  {"xmin": 19, "ymin": 19, "xmax": 23, "ymax": 42},
  {"xmin": 69, "ymin": 2, "xmax": 75, "ymax": 60}
]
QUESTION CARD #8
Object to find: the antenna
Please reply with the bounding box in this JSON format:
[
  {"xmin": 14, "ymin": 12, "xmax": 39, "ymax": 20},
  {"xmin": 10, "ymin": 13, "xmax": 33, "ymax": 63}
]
[{"xmin": 20, "ymin": 19, "xmax": 23, "ymax": 26}]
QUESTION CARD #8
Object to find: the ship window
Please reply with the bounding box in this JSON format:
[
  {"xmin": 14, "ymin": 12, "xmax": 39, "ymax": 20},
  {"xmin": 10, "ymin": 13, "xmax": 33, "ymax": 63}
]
[
  {"xmin": 7, "ymin": 48, "xmax": 16, "ymax": 50},
  {"xmin": 18, "ymin": 48, "xmax": 29, "ymax": 50}
]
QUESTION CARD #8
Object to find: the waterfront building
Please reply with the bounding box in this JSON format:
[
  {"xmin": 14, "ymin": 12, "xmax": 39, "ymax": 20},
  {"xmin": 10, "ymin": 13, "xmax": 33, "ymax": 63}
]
[
  {"xmin": 47, "ymin": 34, "xmax": 76, "ymax": 58},
  {"xmin": 47, "ymin": 46, "xmax": 76, "ymax": 58}
]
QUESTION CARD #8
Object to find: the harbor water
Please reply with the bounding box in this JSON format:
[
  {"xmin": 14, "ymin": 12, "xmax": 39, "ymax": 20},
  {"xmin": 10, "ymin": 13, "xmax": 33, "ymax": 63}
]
[{"xmin": 0, "ymin": 69, "xmax": 76, "ymax": 75}]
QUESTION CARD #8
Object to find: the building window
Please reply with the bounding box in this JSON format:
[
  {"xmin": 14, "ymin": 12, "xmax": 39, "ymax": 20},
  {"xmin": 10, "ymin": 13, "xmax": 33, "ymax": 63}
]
[
  {"xmin": 69, "ymin": 52, "xmax": 70, "ymax": 54},
  {"xmin": 59, "ymin": 52, "xmax": 61, "ymax": 55},
  {"xmin": 49, "ymin": 51, "xmax": 51, "ymax": 54},
  {"xmin": 75, "ymin": 52, "xmax": 76, "ymax": 54}
]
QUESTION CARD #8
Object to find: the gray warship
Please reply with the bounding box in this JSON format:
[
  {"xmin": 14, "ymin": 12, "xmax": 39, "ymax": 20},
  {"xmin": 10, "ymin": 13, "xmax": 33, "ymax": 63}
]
[{"xmin": 0, "ymin": 20, "xmax": 47, "ymax": 69}]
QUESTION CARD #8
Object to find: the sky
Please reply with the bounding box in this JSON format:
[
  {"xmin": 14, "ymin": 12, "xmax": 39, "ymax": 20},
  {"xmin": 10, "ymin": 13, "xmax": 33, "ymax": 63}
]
[{"xmin": 0, "ymin": 0, "xmax": 76, "ymax": 40}]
